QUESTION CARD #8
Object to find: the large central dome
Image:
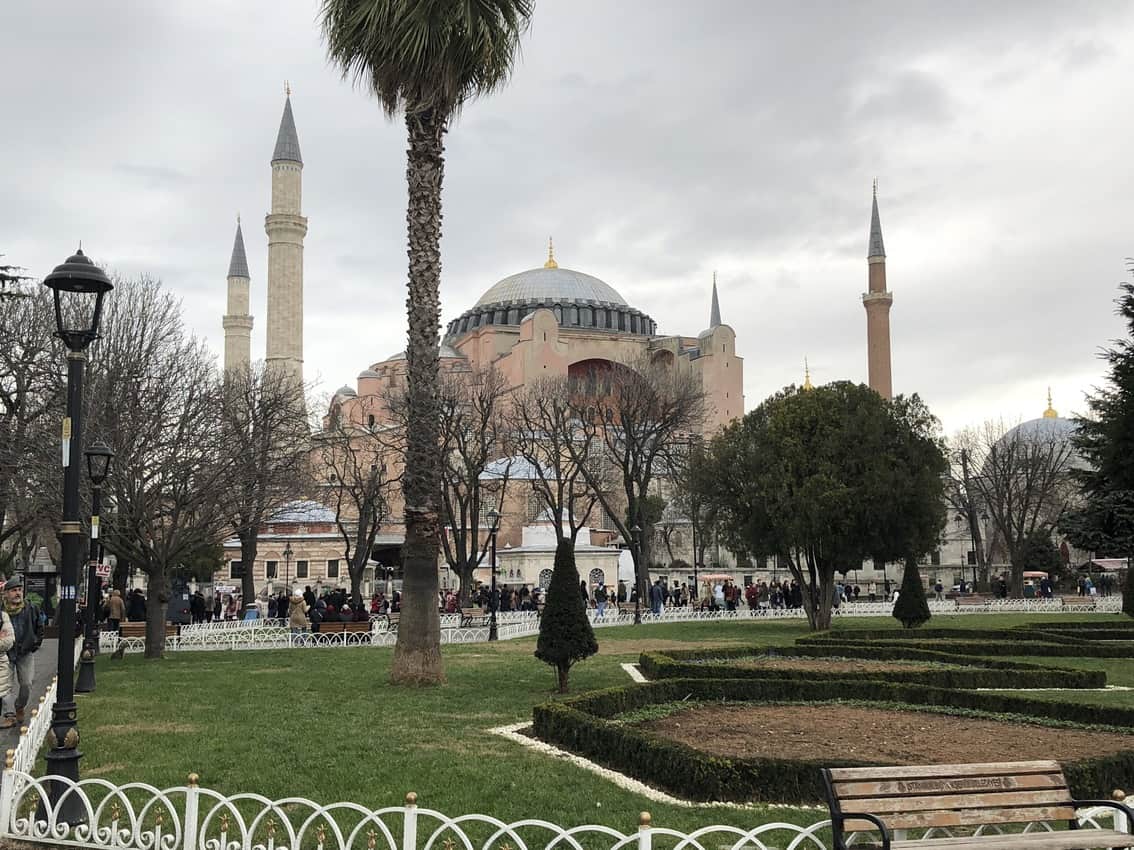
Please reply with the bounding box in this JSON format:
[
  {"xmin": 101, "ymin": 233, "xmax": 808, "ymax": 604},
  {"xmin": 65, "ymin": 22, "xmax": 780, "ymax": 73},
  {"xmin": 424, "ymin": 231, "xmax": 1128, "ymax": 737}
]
[
  {"xmin": 474, "ymin": 266, "xmax": 628, "ymax": 309},
  {"xmin": 444, "ymin": 244, "xmax": 657, "ymax": 342}
]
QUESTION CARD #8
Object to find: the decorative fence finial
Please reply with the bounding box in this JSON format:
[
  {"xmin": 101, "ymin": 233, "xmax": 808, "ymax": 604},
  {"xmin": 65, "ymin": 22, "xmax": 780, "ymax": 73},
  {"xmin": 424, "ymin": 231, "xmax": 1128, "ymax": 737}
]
[
  {"xmin": 405, "ymin": 791, "xmax": 418, "ymax": 806},
  {"xmin": 4, "ymin": 749, "xmax": 12, "ymax": 770},
  {"xmin": 188, "ymin": 773, "xmax": 200, "ymax": 787},
  {"xmin": 639, "ymin": 812, "xmax": 652, "ymax": 828}
]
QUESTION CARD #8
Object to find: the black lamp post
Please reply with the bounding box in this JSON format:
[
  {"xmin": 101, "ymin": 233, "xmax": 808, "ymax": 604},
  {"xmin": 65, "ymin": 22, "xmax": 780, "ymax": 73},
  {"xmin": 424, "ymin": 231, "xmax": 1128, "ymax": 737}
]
[
  {"xmin": 43, "ymin": 247, "xmax": 113, "ymax": 824},
  {"xmin": 631, "ymin": 523, "xmax": 642, "ymax": 625},
  {"xmin": 75, "ymin": 440, "xmax": 112, "ymax": 692},
  {"xmin": 486, "ymin": 508, "xmax": 501, "ymax": 641},
  {"xmin": 283, "ymin": 542, "xmax": 293, "ymax": 593}
]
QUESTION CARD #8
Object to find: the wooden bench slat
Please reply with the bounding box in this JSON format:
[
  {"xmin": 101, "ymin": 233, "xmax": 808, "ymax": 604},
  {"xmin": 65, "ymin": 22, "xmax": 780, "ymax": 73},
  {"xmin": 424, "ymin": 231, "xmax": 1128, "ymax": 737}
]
[
  {"xmin": 834, "ymin": 773, "xmax": 1066, "ymax": 798},
  {"xmin": 892, "ymin": 830, "xmax": 1132, "ymax": 850},
  {"xmin": 844, "ymin": 805, "xmax": 1079, "ymax": 833},
  {"xmin": 828, "ymin": 761, "xmax": 1062, "ymax": 781},
  {"xmin": 840, "ymin": 789, "xmax": 1075, "ymax": 816}
]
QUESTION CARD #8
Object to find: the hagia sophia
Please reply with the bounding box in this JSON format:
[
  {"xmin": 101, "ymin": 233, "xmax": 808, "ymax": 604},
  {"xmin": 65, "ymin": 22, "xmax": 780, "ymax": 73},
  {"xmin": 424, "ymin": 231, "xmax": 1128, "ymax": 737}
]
[{"xmin": 218, "ymin": 94, "xmax": 1084, "ymax": 598}]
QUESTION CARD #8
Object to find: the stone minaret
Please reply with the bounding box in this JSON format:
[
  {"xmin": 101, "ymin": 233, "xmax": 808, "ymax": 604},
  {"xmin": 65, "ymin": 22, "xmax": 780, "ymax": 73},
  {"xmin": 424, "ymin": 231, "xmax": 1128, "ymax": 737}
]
[
  {"xmin": 222, "ymin": 218, "xmax": 253, "ymax": 371},
  {"xmin": 265, "ymin": 89, "xmax": 307, "ymax": 385},
  {"xmin": 709, "ymin": 271, "xmax": 722, "ymax": 328},
  {"xmin": 863, "ymin": 181, "xmax": 893, "ymax": 399}
]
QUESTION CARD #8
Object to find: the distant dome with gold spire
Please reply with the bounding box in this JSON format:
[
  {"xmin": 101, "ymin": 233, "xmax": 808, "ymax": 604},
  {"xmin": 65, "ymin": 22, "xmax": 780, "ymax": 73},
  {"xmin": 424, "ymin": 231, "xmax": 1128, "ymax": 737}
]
[{"xmin": 996, "ymin": 388, "xmax": 1081, "ymax": 466}]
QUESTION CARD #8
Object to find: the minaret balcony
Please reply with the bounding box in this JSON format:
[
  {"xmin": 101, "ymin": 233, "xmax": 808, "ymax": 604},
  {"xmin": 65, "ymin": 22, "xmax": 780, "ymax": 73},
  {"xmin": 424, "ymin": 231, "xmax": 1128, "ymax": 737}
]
[{"xmin": 862, "ymin": 291, "xmax": 893, "ymax": 305}]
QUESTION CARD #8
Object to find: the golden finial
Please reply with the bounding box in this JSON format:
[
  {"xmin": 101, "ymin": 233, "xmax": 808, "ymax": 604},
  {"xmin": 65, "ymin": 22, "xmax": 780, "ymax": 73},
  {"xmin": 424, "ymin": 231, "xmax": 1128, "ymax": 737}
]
[
  {"xmin": 188, "ymin": 773, "xmax": 199, "ymax": 787},
  {"xmin": 544, "ymin": 237, "xmax": 558, "ymax": 269},
  {"xmin": 404, "ymin": 791, "xmax": 418, "ymax": 806},
  {"xmin": 285, "ymin": 80, "xmax": 291, "ymax": 98},
  {"xmin": 803, "ymin": 358, "xmax": 814, "ymax": 391},
  {"xmin": 4, "ymin": 749, "xmax": 13, "ymax": 770},
  {"xmin": 1043, "ymin": 387, "xmax": 1058, "ymax": 419},
  {"xmin": 639, "ymin": 812, "xmax": 652, "ymax": 828}
]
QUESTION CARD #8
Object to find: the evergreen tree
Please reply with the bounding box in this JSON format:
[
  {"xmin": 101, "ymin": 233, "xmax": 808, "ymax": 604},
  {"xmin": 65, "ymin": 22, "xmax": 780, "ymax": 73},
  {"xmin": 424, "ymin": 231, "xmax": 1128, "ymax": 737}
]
[
  {"xmin": 1062, "ymin": 273, "xmax": 1134, "ymax": 616},
  {"xmin": 535, "ymin": 539, "xmax": 597, "ymax": 692},
  {"xmin": 892, "ymin": 556, "xmax": 931, "ymax": 629}
]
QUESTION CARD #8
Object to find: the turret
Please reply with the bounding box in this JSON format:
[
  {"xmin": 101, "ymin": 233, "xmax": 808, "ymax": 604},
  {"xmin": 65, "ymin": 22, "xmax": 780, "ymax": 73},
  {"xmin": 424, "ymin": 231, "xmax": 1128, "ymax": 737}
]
[{"xmin": 222, "ymin": 218, "xmax": 253, "ymax": 371}]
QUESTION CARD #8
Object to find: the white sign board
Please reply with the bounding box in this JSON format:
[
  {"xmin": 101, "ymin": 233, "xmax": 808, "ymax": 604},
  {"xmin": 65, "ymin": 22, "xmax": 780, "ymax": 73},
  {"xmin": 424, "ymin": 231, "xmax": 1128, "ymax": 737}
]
[
  {"xmin": 94, "ymin": 562, "xmax": 112, "ymax": 579},
  {"xmin": 214, "ymin": 585, "xmax": 237, "ymax": 595}
]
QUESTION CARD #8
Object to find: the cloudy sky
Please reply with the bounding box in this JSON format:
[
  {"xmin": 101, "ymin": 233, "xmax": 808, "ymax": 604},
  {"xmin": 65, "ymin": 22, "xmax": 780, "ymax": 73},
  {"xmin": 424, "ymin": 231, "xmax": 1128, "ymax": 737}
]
[{"xmin": 4, "ymin": 1, "xmax": 1132, "ymax": 435}]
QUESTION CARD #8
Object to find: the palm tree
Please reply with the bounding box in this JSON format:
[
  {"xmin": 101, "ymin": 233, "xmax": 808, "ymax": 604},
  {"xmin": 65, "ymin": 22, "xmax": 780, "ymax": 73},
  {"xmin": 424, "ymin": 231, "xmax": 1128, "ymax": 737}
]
[{"xmin": 321, "ymin": 0, "xmax": 533, "ymax": 684}]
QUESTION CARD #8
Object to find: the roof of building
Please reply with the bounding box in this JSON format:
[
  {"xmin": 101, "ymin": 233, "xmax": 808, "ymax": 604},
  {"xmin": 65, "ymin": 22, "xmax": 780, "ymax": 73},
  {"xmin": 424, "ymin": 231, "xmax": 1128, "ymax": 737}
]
[
  {"xmin": 384, "ymin": 344, "xmax": 465, "ymax": 362},
  {"xmin": 479, "ymin": 456, "xmax": 555, "ymax": 480},
  {"xmin": 357, "ymin": 368, "xmax": 380, "ymax": 379},
  {"xmin": 270, "ymin": 500, "xmax": 336, "ymax": 524},
  {"xmin": 473, "ymin": 266, "xmax": 628, "ymax": 309},
  {"xmin": 228, "ymin": 220, "xmax": 249, "ymax": 278},
  {"xmin": 333, "ymin": 384, "xmax": 357, "ymax": 398},
  {"xmin": 272, "ymin": 96, "xmax": 302, "ymax": 164}
]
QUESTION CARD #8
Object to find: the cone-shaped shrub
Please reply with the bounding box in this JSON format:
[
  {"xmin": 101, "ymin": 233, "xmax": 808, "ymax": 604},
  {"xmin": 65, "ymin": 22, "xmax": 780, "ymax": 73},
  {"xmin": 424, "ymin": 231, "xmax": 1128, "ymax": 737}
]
[
  {"xmin": 893, "ymin": 555, "xmax": 932, "ymax": 629},
  {"xmin": 536, "ymin": 538, "xmax": 598, "ymax": 692}
]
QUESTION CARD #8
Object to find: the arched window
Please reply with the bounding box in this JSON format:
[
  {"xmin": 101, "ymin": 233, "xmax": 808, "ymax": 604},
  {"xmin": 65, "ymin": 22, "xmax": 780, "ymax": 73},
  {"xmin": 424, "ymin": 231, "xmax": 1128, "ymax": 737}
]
[
  {"xmin": 581, "ymin": 307, "xmax": 593, "ymax": 327},
  {"xmin": 507, "ymin": 308, "xmax": 519, "ymax": 325},
  {"xmin": 538, "ymin": 569, "xmax": 553, "ymax": 589},
  {"xmin": 595, "ymin": 309, "xmax": 606, "ymax": 329},
  {"xmin": 568, "ymin": 305, "xmax": 579, "ymax": 326},
  {"xmin": 553, "ymin": 306, "xmax": 563, "ymax": 323},
  {"xmin": 588, "ymin": 568, "xmax": 605, "ymax": 588}
]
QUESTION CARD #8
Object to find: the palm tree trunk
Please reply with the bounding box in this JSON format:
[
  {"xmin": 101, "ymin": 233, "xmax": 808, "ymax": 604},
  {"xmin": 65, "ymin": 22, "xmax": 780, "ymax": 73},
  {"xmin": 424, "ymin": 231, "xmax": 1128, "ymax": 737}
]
[{"xmin": 391, "ymin": 107, "xmax": 447, "ymax": 685}]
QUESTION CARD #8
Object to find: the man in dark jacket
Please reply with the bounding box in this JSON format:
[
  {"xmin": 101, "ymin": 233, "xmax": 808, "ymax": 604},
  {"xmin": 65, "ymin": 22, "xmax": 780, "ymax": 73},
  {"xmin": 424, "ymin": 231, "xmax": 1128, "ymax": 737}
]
[{"xmin": 1, "ymin": 576, "xmax": 43, "ymax": 728}]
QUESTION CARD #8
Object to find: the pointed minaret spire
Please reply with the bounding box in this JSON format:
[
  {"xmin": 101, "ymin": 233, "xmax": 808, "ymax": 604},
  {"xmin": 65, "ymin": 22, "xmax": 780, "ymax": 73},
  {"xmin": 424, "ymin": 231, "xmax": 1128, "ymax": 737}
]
[
  {"xmin": 869, "ymin": 177, "xmax": 885, "ymax": 258},
  {"xmin": 227, "ymin": 217, "xmax": 249, "ymax": 279},
  {"xmin": 272, "ymin": 89, "xmax": 303, "ymax": 164},
  {"xmin": 709, "ymin": 271, "xmax": 722, "ymax": 328},
  {"xmin": 544, "ymin": 236, "xmax": 558, "ymax": 269},
  {"xmin": 803, "ymin": 357, "xmax": 814, "ymax": 391},
  {"xmin": 863, "ymin": 181, "xmax": 893, "ymax": 399},
  {"xmin": 223, "ymin": 216, "xmax": 253, "ymax": 371}
]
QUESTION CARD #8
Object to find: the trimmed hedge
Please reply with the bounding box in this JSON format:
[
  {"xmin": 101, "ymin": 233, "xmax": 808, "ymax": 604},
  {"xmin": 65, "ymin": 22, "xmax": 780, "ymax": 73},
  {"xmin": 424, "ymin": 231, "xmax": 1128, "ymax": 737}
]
[
  {"xmin": 638, "ymin": 645, "xmax": 1105, "ymax": 689},
  {"xmin": 531, "ymin": 677, "xmax": 1134, "ymax": 804},
  {"xmin": 799, "ymin": 635, "xmax": 1134, "ymax": 659}
]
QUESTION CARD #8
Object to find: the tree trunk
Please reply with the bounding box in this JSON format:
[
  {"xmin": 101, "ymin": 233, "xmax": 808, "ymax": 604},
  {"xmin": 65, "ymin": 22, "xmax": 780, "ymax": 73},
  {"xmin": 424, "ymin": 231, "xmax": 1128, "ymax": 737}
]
[
  {"xmin": 349, "ymin": 550, "xmax": 368, "ymax": 607},
  {"xmin": 557, "ymin": 663, "xmax": 569, "ymax": 693},
  {"xmin": 390, "ymin": 107, "xmax": 447, "ymax": 686},
  {"xmin": 456, "ymin": 562, "xmax": 475, "ymax": 607},
  {"xmin": 143, "ymin": 570, "xmax": 169, "ymax": 659},
  {"xmin": 240, "ymin": 531, "xmax": 259, "ymax": 606}
]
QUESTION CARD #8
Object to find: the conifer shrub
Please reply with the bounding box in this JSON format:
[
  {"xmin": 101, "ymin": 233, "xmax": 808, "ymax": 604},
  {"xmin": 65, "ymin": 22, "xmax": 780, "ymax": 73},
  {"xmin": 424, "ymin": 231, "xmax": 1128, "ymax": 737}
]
[
  {"xmin": 535, "ymin": 538, "xmax": 598, "ymax": 692},
  {"xmin": 892, "ymin": 556, "xmax": 931, "ymax": 629}
]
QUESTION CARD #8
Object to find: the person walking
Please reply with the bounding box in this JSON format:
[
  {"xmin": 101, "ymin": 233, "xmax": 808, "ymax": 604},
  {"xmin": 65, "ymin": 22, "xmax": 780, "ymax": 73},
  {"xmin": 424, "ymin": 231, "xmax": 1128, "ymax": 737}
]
[
  {"xmin": 593, "ymin": 583, "xmax": 608, "ymax": 618},
  {"xmin": 0, "ymin": 606, "xmax": 13, "ymax": 708},
  {"xmin": 287, "ymin": 589, "xmax": 308, "ymax": 645},
  {"xmin": 105, "ymin": 589, "xmax": 126, "ymax": 632},
  {"xmin": 649, "ymin": 579, "xmax": 665, "ymax": 615},
  {"xmin": 0, "ymin": 577, "xmax": 44, "ymax": 728}
]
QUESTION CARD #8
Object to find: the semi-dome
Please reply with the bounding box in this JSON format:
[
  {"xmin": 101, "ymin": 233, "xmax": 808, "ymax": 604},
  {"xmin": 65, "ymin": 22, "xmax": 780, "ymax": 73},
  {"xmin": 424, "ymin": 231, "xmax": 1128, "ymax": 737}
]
[
  {"xmin": 474, "ymin": 267, "xmax": 628, "ymax": 309},
  {"xmin": 445, "ymin": 241, "xmax": 657, "ymax": 342}
]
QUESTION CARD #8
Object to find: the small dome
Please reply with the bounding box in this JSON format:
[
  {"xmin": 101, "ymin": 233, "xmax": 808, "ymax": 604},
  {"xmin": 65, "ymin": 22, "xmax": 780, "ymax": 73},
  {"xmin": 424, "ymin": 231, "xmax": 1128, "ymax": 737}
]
[
  {"xmin": 357, "ymin": 369, "xmax": 380, "ymax": 379},
  {"xmin": 474, "ymin": 266, "xmax": 628, "ymax": 309},
  {"xmin": 334, "ymin": 384, "xmax": 357, "ymax": 398}
]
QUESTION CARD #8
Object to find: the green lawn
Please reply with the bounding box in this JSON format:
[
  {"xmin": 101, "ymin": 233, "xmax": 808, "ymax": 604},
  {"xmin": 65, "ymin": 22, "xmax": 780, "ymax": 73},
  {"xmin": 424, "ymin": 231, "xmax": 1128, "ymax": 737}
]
[{"xmin": 70, "ymin": 613, "xmax": 1131, "ymax": 831}]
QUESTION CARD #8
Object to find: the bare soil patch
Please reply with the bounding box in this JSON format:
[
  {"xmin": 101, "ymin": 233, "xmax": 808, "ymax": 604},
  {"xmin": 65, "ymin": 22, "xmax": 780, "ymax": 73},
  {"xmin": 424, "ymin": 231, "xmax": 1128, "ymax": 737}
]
[
  {"xmin": 640, "ymin": 704, "xmax": 1134, "ymax": 764},
  {"xmin": 723, "ymin": 657, "xmax": 943, "ymax": 674}
]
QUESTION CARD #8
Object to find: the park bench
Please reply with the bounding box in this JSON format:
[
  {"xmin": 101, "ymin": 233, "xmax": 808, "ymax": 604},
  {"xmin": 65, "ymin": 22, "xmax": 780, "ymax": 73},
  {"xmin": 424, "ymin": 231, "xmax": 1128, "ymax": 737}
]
[
  {"xmin": 314, "ymin": 620, "xmax": 371, "ymax": 634},
  {"xmin": 1061, "ymin": 597, "xmax": 1098, "ymax": 612},
  {"xmin": 117, "ymin": 622, "xmax": 178, "ymax": 640},
  {"xmin": 460, "ymin": 607, "xmax": 489, "ymax": 627},
  {"xmin": 617, "ymin": 602, "xmax": 638, "ymax": 615},
  {"xmin": 822, "ymin": 760, "xmax": 1131, "ymax": 850},
  {"xmin": 384, "ymin": 613, "xmax": 399, "ymax": 632},
  {"xmin": 954, "ymin": 596, "xmax": 988, "ymax": 610}
]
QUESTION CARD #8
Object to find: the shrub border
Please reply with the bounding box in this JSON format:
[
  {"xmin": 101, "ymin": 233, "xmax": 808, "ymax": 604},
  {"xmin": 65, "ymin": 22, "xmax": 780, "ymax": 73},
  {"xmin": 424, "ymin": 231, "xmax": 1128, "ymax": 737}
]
[
  {"xmin": 637, "ymin": 645, "xmax": 1105, "ymax": 689},
  {"xmin": 531, "ymin": 678, "xmax": 1134, "ymax": 804}
]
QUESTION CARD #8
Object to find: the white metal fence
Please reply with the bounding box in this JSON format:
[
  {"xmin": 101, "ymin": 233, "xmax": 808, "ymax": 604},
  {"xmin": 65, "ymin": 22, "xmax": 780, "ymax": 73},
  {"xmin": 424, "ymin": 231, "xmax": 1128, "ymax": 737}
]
[{"xmin": 0, "ymin": 771, "xmax": 1128, "ymax": 850}]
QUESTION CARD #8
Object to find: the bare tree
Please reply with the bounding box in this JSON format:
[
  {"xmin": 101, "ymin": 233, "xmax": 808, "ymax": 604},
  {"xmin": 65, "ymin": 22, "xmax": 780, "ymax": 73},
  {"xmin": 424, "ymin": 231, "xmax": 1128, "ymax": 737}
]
[
  {"xmin": 942, "ymin": 440, "xmax": 989, "ymax": 583},
  {"xmin": 318, "ymin": 394, "xmax": 401, "ymax": 605},
  {"xmin": 88, "ymin": 276, "xmax": 235, "ymax": 657},
  {"xmin": 953, "ymin": 420, "xmax": 1078, "ymax": 596},
  {"xmin": 0, "ymin": 288, "xmax": 63, "ymax": 573},
  {"xmin": 509, "ymin": 376, "xmax": 603, "ymax": 547},
  {"xmin": 220, "ymin": 362, "xmax": 314, "ymax": 604},
  {"xmin": 567, "ymin": 355, "xmax": 707, "ymax": 607},
  {"xmin": 0, "ymin": 254, "xmax": 32, "ymax": 301},
  {"xmin": 667, "ymin": 437, "xmax": 720, "ymax": 579}
]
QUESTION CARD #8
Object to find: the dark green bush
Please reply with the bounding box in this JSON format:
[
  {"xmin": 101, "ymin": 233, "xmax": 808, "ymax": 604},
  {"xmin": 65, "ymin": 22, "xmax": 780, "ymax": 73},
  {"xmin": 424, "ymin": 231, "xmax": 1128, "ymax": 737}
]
[{"xmin": 532, "ymin": 678, "xmax": 1134, "ymax": 803}]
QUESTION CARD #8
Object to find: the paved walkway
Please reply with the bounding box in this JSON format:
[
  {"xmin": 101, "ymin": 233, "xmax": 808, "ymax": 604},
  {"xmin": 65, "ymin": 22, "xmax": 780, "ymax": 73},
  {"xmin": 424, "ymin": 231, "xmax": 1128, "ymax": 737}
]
[{"xmin": 0, "ymin": 638, "xmax": 59, "ymax": 757}]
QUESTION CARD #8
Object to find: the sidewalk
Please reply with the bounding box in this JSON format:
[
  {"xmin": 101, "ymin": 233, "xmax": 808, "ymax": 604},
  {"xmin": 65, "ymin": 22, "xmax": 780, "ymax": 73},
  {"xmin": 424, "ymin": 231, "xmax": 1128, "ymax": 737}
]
[{"xmin": 0, "ymin": 638, "xmax": 59, "ymax": 758}]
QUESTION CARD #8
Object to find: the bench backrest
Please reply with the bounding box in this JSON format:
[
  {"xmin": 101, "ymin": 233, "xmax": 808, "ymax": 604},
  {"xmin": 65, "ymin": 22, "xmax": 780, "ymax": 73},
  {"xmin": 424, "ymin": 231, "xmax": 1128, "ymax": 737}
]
[
  {"xmin": 319, "ymin": 620, "xmax": 371, "ymax": 633},
  {"xmin": 824, "ymin": 761, "xmax": 1076, "ymax": 833},
  {"xmin": 118, "ymin": 623, "xmax": 177, "ymax": 639},
  {"xmin": 461, "ymin": 607, "xmax": 485, "ymax": 616}
]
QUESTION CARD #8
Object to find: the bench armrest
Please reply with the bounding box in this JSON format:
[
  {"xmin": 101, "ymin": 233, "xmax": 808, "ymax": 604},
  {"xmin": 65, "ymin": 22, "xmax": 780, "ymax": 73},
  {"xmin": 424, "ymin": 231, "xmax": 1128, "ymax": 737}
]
[
  {"xmin": 833, "ymin": 812, "xmax": 891, "ymax": 850},
  {"xmin": 1072, "ymin": 799, "xmax": 1133, "ymax": 832}
]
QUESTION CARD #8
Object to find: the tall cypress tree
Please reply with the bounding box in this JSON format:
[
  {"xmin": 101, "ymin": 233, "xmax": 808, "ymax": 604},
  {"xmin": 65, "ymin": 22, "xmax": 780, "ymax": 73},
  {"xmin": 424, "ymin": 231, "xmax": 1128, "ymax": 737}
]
[
  {"xmin": 535, "ymin": 539, "xmax": 597, "ymax": 692},
  {"xmin": 892, "ymin": 556, "xmax": 931, "ymax": 629},
  {"xmin": 1062, "ymin": 274, "xmax": 1134, "ymax": 616}
]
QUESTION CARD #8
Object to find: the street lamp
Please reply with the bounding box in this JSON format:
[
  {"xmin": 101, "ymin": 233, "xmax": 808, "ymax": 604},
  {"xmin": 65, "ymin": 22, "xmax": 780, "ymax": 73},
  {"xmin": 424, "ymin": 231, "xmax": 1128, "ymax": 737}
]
[
  {"xmin": 43, "ymin": 247, "xmax": 113, "ymax": 824},
  {"xmin": 75, "ymin": 440, "xmax": 113, "ymax": 693},
  {"xmin": 631, "ymin": 524, "xmax": 643, "ymax": 625},
  {"xmin": 283, "ymin": 542, "xmax": 294, "ymax": 593},
  {"xmin": 486, "ymin": 508, "xmax": 501, "ymax": 641}
]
